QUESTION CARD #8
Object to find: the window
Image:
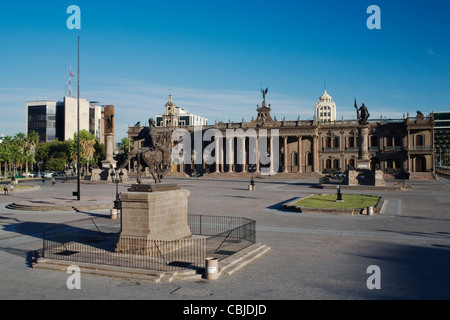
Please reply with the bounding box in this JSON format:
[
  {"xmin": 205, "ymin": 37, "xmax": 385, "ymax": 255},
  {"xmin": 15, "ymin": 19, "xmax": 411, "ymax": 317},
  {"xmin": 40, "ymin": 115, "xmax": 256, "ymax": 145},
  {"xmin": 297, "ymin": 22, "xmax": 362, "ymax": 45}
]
[
  {"xmin": 348, "ymin": 137, "xmax": 355, "ymax": 148},
  {"xmin": 332, "ymin": 137, "xmax": 340, "ymax": 148},
  {"xmin": 416, "ymin": 135, "xmax": 424, "ymax": 146},
  {"xmin": 292, "ymin": 152, "xmax": 298, "ymax": 166},
  {"xmin": 370, "ymin": 136, "xmax": 378, "ymax": 147}
]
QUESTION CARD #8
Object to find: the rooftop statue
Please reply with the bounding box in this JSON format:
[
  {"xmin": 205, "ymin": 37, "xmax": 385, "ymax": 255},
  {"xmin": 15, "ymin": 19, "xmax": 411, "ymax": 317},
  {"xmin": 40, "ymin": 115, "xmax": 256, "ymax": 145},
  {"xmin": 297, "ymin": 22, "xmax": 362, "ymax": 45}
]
[{"xmin": 354, "ymin": 99, "xmax": 370, "ymax": 125}]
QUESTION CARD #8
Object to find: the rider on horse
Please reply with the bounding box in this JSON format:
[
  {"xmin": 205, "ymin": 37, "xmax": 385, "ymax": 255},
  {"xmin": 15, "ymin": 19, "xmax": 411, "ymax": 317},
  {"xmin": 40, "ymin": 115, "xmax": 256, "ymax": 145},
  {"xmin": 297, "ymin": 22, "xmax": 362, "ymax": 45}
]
[{"xmin": 120, "ymin": 118, "xmax": 171, "ymax": 171}]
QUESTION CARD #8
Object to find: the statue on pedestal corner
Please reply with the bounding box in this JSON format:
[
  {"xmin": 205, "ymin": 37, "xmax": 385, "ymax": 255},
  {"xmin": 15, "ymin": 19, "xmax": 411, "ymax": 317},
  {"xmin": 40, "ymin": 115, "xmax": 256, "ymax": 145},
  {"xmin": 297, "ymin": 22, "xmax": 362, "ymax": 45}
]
[{"xmin": 354, "ymin": 99, "xmax": 370, "ymax": 125}]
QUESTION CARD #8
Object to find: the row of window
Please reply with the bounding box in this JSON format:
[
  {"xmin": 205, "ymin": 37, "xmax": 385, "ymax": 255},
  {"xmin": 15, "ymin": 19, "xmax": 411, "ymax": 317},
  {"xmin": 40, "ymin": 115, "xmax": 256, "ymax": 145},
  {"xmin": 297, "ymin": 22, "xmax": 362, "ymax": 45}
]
[
  {"xmin": 323, "ymin": 158, "xmax": 402, "ymax": 170},
  {"xmin": 323, "ymin": 135, "xmax": 427, "ymax": 149}
]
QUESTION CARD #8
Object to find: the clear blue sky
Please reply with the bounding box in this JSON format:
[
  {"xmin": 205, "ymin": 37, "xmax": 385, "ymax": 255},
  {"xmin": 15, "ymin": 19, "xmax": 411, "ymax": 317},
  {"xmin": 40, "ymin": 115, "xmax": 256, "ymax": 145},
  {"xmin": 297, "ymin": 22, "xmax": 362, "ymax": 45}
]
[{"xmin": 1, "ymin": 0, "xmax": 449, "ymax": 141}]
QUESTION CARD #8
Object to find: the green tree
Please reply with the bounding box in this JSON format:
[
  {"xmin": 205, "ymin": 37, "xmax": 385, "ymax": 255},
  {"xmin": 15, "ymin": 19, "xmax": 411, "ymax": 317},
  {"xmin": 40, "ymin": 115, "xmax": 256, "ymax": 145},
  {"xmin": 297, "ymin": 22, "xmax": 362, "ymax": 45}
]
[
  {"xmin": 115, "ymin": 137, "xmax": 133, "ymax": 168},
  {"xmin": 73, "ymin": 130, "xmax": 97, "ymax": 173},
  {"xmin": 0, "ymin": 143, "xmax": 11, "ymax": 179},
  {"xmin": 47, "ymin": 152, "xmax": 67, "ymax": 172}
]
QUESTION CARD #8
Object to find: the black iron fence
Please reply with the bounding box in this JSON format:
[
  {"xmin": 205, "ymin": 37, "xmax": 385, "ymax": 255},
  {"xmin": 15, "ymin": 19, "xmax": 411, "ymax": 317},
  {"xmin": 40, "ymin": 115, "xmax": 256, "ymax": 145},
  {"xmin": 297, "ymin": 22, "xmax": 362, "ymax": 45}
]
[{"xmin": 42, "ymin": 215, "xmax": 255, "ymax": 272}]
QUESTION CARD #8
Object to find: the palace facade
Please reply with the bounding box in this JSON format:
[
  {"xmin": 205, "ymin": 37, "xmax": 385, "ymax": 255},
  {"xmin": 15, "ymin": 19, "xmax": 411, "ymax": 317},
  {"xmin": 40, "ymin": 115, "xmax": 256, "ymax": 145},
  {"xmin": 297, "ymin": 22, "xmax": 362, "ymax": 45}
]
[{"xmin": 126, "ymin": 92, "xmax": 435, "ymax": 179}]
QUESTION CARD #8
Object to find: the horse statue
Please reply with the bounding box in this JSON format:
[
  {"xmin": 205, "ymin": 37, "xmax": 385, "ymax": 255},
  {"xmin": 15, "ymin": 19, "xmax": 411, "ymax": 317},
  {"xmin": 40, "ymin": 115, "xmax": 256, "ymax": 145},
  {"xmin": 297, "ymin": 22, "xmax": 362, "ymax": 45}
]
[
  {"xmin": 134, "ymin": 130, "xmax": 172, "ymax": 184},
  {"xmin": 120, "ymin": 119, "xmax": 172, "ymax": 184}
]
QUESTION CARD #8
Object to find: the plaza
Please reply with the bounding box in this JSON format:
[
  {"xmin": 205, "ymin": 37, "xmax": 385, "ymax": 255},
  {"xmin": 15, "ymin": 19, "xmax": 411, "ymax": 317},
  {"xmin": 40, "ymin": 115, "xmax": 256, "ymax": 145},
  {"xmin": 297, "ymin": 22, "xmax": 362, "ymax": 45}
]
[{"xmin": 0, "ymin": 174, "xmax": 449, "ymax": 300}]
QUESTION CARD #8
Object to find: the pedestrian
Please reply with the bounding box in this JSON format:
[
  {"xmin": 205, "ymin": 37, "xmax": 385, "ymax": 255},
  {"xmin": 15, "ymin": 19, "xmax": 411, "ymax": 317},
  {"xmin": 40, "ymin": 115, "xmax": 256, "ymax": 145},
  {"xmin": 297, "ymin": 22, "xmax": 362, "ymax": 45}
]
[
  {"xmin": 9, "ymin": 184, "xmax": 13, "ymax": 195},
  {"xmin": 3, "ymin": 185, "xmax": 8, "ymax": 195},
  {"xmin": 51, "ymin": 176, "xmax": 55, "ymax": 186},
  {"xmin": 42, "ymin": 177, "xmax": 45, "ymax": 186}
]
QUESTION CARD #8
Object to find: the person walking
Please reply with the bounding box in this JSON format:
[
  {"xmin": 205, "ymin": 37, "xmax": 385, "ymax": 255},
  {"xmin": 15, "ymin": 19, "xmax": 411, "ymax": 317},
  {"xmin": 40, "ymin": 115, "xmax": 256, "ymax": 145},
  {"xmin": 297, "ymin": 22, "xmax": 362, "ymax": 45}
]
[
  {"xmin": 51, "ymin": 176, "xmax": 55, "ymax": 186},
  {"xmin": 3, "ymin": 185, "xmax": 8, "ymax": 195},
  {"xmin": 9, "ymin": 184, "xmax": 14, "ymax": 195}
]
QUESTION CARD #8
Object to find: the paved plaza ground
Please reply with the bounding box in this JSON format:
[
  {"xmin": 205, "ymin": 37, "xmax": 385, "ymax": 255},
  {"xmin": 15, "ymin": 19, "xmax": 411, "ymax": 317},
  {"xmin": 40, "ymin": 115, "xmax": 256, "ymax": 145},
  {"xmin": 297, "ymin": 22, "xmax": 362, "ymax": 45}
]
[{"xmin": 0, "ymin": 174, "xmax": 449, "ymax": 301}]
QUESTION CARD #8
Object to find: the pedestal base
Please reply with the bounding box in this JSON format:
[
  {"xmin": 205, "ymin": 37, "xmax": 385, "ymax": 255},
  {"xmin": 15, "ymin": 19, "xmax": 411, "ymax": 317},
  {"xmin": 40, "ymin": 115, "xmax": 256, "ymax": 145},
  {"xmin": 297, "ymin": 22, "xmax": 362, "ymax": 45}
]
[
  {"xmin": 347, "ymin": 169, "xmax": 385, "ymax": 186},
  {"xmin": 116, "ymin": 188, "xmax": 192, "ymax": 254}
]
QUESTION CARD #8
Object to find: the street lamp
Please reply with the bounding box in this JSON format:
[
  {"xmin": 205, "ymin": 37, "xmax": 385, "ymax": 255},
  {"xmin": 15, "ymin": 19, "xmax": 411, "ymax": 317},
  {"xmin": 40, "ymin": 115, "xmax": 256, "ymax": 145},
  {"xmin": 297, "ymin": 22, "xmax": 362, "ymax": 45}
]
[
  {"xmin": 248, "ymin": 164, "xmax": 256, "ymax": 190},
  {"xmin": 111, "ymin": 168, "xmax": 124, "ymax": 207},
  {"xmin": 110, "ymin": 167, "xmax": 124, "ymax": 231},
  {"xmin": 335, "ymin": 169, "xmax": 344, "ymax": 202}
]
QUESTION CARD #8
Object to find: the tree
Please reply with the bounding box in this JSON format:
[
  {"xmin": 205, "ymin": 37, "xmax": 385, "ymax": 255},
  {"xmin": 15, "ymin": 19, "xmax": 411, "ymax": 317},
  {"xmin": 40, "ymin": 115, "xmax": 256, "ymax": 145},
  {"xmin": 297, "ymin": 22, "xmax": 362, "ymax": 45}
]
[
  {"xmin": 0, "ymin": 143, "xmax": 11, "ymax": 179},
  {"xmin": 27, "ymin": 131, "xmax": 40, "ymax": 155},
  {"xmin": 73, "ymin": 130, "xmax": 97, "ymax": 173},
  {"xmin": 47, "ymin": 152, "xmax": 67, "ymax": 172},
  {"xmin": 115, "ymin": 137, "xmax": 133, "ymax": 168}
]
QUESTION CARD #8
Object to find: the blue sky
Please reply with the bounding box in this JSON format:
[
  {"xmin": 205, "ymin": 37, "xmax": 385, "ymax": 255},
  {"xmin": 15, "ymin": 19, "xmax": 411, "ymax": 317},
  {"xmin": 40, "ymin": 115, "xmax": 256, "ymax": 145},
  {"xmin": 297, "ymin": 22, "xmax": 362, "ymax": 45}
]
[{"xmin": 1, "ymin": 0, "xmax": 449, "ymax": 142}]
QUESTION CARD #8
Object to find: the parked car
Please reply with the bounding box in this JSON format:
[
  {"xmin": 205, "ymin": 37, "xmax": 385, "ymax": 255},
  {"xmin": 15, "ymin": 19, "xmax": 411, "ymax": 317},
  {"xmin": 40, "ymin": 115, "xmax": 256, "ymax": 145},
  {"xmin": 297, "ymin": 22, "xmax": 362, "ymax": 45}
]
[
  {"xmin": 27, "ymin": 172, "xmax": 37, "ymax": 178},
  {"xmin": 41, "ymin": 172, "xmax": 55, "ymax": 178}
]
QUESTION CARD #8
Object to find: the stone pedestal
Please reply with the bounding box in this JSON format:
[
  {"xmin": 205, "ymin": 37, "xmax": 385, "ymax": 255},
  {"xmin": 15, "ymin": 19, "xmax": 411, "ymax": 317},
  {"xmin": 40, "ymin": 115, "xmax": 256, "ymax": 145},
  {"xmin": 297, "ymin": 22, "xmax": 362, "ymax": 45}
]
[
  {"xmin": 374, "ymin": 170, "xmax": 386, "ymax": 186},
  {"xmin": 90, "ymin": 167, "xmax": 128, "ymax": 182},
  {"xmin": 116, "ymin": 186, "xmax": 192, "ymax": 254},
  {"xmin": 347, "ymin": 169, "xmax": 385, "ymax": 186},
  {"xmin": 102, "ymin": 133, "xmax": 117, "ymax": 169},
  {"xmin": 90, "ymin": 168, "xmax": 102, "ymax": 181},
  {"xmin": 356, "ymin": 159, "xmax": 371, "ymax": 170},
  {"xmin": 344, "ymin": 124, "xmax": 385, "ymax": 187}
]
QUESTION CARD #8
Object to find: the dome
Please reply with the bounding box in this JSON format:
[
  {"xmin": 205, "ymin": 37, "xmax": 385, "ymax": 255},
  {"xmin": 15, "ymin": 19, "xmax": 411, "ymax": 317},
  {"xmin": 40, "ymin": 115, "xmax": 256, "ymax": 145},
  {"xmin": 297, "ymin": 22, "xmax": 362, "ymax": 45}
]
[{"xmin": 320, "ymin": 90, "xmax": 332, "ymax": 102}]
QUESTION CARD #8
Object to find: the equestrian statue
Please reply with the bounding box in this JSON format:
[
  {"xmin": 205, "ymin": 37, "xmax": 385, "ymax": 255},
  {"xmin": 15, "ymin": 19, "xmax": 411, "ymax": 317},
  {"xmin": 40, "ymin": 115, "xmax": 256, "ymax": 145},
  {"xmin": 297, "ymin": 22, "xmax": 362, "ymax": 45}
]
[{"xmin": 120, "ymin": 118, "xmax": 172, "ymax": 184}]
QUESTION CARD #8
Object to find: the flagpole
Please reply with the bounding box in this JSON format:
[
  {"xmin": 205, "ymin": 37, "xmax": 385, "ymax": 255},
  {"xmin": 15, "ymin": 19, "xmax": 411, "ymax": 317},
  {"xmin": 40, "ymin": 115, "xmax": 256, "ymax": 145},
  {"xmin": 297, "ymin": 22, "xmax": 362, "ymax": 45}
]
[{"xmin": 77, "ymin": 36, "xmax": 81, "ymax": 201}]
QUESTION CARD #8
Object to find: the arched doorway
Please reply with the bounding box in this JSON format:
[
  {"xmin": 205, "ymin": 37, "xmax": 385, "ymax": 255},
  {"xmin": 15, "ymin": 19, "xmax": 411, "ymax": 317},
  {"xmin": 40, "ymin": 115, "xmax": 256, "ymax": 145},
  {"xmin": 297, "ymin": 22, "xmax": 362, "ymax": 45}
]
[{"xmin": 414, "ymin": 156, "xmax": 426, "ymax": 172}]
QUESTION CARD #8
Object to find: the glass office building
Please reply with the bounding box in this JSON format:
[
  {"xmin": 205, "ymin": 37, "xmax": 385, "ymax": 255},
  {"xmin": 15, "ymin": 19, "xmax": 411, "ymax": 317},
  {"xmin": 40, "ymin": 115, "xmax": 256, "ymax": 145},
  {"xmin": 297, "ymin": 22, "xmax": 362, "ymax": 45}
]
[
  {"xmin": 434, "ymin": 111, "xmax": 450, "ymax": 166},
  {"xmin": 26, "ymin": 101, "xmax": 57, "ymax": 143}
]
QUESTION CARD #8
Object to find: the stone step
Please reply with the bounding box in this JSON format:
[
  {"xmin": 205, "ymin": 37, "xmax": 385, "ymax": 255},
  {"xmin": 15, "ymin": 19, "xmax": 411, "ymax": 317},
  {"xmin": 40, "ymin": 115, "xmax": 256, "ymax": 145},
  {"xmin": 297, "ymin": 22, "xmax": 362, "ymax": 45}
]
[
  {"xmin": 219, "ymin": 243, "xmax": 271, "ymax": 277},
  {"xmin": 33, "ymin": 243, "xmax": 271, "ymax": 282},
  {"xmin": 34, "ymin": 258, "xmax": 167, "ymax": 283}
]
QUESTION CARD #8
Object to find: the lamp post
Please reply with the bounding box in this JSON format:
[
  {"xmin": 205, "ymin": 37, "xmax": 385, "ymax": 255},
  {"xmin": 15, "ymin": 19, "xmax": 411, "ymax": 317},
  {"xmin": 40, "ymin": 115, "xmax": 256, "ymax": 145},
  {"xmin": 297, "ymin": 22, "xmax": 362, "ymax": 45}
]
[
  {"xmin": 110, "ymin": 167, "xmax": 124, "ymax": 231},
  {"xmin": 248, "ymin": 164, "xmax": 256, "ymax": 190},
  {"xmin": 335, "ymin": 169, "xmax": 344, "ymax": 202}
]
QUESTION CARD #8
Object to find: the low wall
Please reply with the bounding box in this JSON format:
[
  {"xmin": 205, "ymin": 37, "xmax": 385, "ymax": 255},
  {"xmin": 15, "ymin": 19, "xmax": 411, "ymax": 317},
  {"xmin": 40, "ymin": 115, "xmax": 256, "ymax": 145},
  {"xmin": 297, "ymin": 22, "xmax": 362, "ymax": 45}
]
[{"xmin": 283, "ymin": 194, "xmax": 387, "ymax": 216}]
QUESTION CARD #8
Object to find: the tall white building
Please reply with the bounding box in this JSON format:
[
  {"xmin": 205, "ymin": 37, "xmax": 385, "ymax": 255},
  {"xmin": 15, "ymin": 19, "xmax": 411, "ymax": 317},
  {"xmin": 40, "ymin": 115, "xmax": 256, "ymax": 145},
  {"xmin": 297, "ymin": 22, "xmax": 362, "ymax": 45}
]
[
  {"xmin": 156, "ymin": 94, "xmax": 208, "ymax": 127},
  {"xmin": 26, "ymin": 97, "xmax": 105, "ymax": 143},
  {"xmin": 314, "ymin": 90, "xmax": 337, "ymax": 122}
]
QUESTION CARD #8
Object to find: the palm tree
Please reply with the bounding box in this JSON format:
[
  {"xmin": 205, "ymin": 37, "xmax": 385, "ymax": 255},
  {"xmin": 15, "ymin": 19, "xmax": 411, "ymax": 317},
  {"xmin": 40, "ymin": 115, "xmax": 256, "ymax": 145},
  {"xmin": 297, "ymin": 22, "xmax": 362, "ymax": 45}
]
[
  {"xmin": 27, "ymin": 131, "xmax": 40, "ymax": 155},
  {"xmin": 1, "ymin": 136, "xmax": 13, "ymax": 179},
  {"xmin": 0, "ymin": 146, "xmax": 7, "ymax": 178},
  {"xmin": 13, "ymin": 133, "xmax": 27, "ymax": 175},
  {"xmin": 26, "ymin": 131, "xmax": 39, "ymax": 174}
]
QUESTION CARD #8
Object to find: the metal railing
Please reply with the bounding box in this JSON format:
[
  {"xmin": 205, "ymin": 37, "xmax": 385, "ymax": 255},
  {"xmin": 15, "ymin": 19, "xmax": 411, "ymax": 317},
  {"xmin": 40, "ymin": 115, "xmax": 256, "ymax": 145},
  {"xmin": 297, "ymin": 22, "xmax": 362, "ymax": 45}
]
[{"xmin": 42, "ymin": 215, "xmax": 256, "ymax": 272}]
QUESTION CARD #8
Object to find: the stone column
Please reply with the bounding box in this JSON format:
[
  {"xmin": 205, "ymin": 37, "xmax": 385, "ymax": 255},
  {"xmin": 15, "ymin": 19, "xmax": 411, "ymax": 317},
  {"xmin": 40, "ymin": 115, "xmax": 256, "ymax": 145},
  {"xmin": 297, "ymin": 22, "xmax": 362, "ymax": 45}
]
[
  {"xmin": 298, "ymin": 136, "xmax": 303, "ymax": 173},
  {"xmin": 313, "ymin": 135, "xmax": 320, "ymax": 173},
  {"xmin": 215, "ymin": 138, "xmax": 220, "ymax": 173},
  {"xmin": 101, "ymin": 133, "xmax": 117, "ymax": 169},
  {"xmin": 241, "ymin": 137, "xmax": 247, "ymax": 173},
  {"xmin": 283, "ymin": 136, "xmax": 288, "ymax": 173},
  {"xmin": 227, "ymin": 137, "xmax": 233, "ymax": 173},
  {"xmin": 269, "ymin": 135, "xmax": 277, "ymax": 174},
  {"xmin": 356, "ymin": 125, "xmax": 371, "ymax": 170},
  {"xmin": 256, "ymin": 135, "xmax": 260, "ymax": 173},
  {"xmin": 359, "ymin": 126, "xmax": 370, "ymax": 161}
]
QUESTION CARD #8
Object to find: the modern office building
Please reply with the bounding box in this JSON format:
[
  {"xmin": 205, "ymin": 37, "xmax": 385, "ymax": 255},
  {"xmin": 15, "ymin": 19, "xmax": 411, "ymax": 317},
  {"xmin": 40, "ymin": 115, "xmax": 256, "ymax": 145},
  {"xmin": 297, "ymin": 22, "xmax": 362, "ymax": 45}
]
[
  {"xmin": 434, "ymin": 111, "xmax": 450, "ymax": 166},
  {"xmin": 26, "ymin": 100, "xmax": 58, "ymax": 143},
  {"xmin": 26, "ymin": 97, "xmax": 106, "ymax": 143}
]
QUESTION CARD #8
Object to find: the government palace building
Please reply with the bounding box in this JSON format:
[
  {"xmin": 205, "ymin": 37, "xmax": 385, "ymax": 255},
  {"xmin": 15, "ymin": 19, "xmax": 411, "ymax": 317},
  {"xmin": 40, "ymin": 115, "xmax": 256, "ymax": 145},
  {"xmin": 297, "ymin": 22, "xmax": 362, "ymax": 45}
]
[{"xmin": 126, "ymin": 90, "xmax": 435, "ymax": 180}]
